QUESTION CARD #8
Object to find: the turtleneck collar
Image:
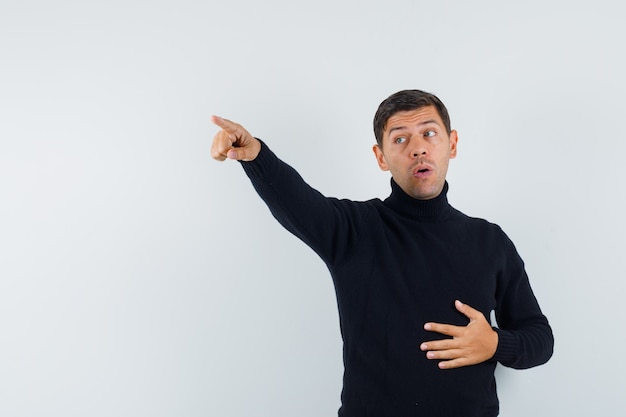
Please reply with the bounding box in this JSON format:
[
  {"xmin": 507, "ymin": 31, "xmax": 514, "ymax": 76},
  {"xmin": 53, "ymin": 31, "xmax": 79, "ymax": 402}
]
[{"xmin": 383, "ymin": 179, "xmax": 452, "ymax": 221}]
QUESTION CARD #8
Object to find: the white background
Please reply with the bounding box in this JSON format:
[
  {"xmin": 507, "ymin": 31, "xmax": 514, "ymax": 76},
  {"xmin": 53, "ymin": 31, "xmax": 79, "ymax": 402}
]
[{"xmin": 1, "ymin": 0, "xmax": 624, "ymax": 415}]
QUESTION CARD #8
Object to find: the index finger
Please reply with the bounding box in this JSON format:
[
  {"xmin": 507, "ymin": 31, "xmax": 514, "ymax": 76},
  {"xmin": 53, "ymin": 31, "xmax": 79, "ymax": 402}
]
[
  {"xmin": 211, "ymin": 115, "xmax": 239, "ymax": 133},
  {"xmin": 454, "ymin": 300, "xmax": 485, "ymax": 321}
]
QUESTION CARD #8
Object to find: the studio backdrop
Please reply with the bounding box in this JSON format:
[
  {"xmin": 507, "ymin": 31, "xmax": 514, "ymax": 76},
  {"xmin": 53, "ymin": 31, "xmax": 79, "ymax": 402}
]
[{"xmin": 1, "ymin": 1, "xmax": 624, "ymax": 416}]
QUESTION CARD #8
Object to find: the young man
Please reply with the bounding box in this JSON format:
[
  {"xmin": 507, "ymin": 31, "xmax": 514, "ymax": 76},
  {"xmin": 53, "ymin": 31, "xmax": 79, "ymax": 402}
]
[{"xmin": 210, "ymin": 90, "xmax": 553, "ymax": 416}]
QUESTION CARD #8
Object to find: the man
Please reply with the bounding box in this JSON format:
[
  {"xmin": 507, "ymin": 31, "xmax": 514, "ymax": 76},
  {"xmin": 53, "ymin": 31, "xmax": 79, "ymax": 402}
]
[{"xmin": 210, "ymin": 90, "xmax": 553, "ymax": 416}]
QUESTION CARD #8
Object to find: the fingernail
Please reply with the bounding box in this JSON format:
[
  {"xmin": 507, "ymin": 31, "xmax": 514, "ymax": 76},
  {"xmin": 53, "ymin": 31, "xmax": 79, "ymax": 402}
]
[
  {"xmin": 427, "ymin": 352, "xmax": 435, "ymax": 359},
  {"xmin": 424, "ymin": 323, "xmax": 432, "ymax": 330},
  {"xmin": 420, "ymin": 343, "xmax": 427, "ymax": 351},
  {"xmin": 227, "ymin": 150, "xmax": 237, "ymax": 159}
]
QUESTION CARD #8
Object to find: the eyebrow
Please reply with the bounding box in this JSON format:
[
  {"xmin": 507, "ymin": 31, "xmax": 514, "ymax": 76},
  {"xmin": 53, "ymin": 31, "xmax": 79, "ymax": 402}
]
[{"xmin": 387, "ymin": 119, "xmax": 441, "ymax": 135}]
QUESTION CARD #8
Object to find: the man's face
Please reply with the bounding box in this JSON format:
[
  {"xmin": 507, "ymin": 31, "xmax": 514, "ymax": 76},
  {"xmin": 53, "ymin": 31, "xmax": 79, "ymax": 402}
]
[{"xmin": 373, "ymin": 106, "xmax": 458, "ymax": 200}]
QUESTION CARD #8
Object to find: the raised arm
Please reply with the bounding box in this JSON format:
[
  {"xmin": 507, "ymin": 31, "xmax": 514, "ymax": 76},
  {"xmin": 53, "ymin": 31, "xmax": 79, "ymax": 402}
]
[{"xmin": 209, "ymin": 115, "xmax": 367, "ymax": 265}]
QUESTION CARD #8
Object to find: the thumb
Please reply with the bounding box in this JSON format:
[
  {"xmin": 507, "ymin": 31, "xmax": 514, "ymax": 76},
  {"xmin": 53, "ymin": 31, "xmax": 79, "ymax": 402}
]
[
  {"xmin": 226, "ymin": 145, "xmax": 259, "ymax": 162},
  {"xmin": 226, "ymin": 148, "xmax": 239, "ymax": 160}
]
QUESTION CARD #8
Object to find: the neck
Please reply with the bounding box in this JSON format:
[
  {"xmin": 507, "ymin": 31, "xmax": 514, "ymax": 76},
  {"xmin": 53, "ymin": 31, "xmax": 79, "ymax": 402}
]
[{"xmin": 384, "ymin": 179, "xmax": 452, "ymax": 221}]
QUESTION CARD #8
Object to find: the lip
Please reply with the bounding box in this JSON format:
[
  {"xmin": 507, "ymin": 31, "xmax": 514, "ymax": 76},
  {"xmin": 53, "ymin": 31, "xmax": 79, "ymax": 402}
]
[{"xmin": 412, "ymin": 163, "xmax": 434, "ymax": 178}]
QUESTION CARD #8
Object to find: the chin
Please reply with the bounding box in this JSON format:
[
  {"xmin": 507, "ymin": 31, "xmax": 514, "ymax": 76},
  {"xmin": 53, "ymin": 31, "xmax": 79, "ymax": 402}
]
[
  {"xmin": 413, "ymin": 193, "xmax": 437, "ymax": 200},
  {"xmin": 410, "ymin": 185, "xmax": 441, "ymax": 200}
]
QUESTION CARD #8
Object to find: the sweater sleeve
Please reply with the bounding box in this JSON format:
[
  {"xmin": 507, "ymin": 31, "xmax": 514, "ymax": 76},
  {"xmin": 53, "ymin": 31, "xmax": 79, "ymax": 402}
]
[
  {"xmin": 492, "ymin": 233, "xmax": 554, "ymax": 369},
  {"xmin": 239, "ymin": 140, "xmax": 365, "ymax": 265}
]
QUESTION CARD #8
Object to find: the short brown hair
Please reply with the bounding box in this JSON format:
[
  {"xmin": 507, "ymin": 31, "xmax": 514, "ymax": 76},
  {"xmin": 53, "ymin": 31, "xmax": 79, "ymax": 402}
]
[{"xmin": 373, "ymin": 90, "xmax": 451, "ymax": 147}]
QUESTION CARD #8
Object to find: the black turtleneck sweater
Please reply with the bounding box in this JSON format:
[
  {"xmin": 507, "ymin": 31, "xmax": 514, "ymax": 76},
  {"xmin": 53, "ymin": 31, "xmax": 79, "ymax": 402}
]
[{"xmin": 240, "ymin": 142, "xmax": 553, "ymax": 417}]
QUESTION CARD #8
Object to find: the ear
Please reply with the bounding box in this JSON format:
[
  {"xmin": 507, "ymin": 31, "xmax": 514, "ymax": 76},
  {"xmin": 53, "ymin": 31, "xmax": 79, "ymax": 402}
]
[
  {"xmin": 449, "ymin": 130, "xmax": 458, "ymax": 159},
  {"xmin": 373, "ymin": 144, "xmax": 389, "ymax": 171}
]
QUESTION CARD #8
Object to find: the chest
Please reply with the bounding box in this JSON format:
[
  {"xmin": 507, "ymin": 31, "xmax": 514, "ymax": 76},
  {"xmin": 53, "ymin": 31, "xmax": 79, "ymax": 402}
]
[{"xmin": 343, "ymin": 218, "xmax": 502, "ymax": 325}]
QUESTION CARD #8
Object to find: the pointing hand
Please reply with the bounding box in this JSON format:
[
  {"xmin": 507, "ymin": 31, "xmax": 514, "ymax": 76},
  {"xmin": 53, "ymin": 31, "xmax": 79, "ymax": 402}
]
[{"xmin": 210, "ymin": 116, "xmax": 261, "ymax": 161}]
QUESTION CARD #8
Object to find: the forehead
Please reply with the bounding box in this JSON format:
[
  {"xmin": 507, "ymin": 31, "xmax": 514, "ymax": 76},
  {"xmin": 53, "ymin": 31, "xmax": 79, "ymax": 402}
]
[{"xmin": 384, "ymin": 106, "xmax": 443, "ymax": 134}]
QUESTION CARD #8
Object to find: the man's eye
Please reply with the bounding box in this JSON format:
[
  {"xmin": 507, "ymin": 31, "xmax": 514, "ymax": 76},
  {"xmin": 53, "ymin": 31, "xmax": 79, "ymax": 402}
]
[
  {"xmin": 424, "ymin": 130, "xmax": 436, "ymax": 138},
  {"xmin": 394, "ymin": 137, "xmax": 407, "ymax": 144}
]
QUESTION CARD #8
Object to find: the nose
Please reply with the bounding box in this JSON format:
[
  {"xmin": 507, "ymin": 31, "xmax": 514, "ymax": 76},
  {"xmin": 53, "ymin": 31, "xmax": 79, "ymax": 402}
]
[{"xmin": 410, "ymin": 140, "xmax": 427, "ymax": 158}]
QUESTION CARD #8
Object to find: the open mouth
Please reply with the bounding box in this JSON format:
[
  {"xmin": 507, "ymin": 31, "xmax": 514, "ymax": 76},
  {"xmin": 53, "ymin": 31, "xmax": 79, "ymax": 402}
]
[{"xmin": 413, "ymin": 166, "xmax": 432, "ymax": 178}]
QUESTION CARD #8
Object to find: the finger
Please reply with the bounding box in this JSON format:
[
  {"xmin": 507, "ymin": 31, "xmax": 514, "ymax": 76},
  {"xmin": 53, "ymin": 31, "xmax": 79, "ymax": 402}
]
[
  {"xmin": 455, "ymin": 300, "xmax": 483, "ymax": 321},
  {"xmin": 211, "ymin": 115, "xmax": 241, "ymax": 134},
  {"xmin": 211, "ymin": 148, "xmax": 238, "ymax": 161},
  {"xmin": 226, "ymin": 146, "xmax": 259, "ymax": 161},
  {"xmin": 424, "ymin": 348, "xmax": 463, "ymax": 361},
  {"xmin": 211, "ymin": 136, "xmax": 258, "ymax": 161},
  {"xmin": 420, "ymin": 339, "xmax": 458, "ymax": 352},
  {"xmin": 210, "ymin": 131, "xmax": 235, "ymax": 161},
  {"xmin": 437, "ymin": 358, "xmax": 469, "ymax": 370},
  {"xmin": 424, "ymin": 322, "xmax": 463, "ymax": 337}
]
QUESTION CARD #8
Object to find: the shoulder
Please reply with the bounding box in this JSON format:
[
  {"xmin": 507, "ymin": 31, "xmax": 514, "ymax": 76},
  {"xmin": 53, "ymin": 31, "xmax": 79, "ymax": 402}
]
[
  {"xmin": 450, "ymin": 207, "xmax": 502, "ymax": 230},
  {"xmin": 332, "ymin": 197, "xmax": 386, "ymax": 217},
  {"xmin": 449, "ymin": 207, "xmax": 513, "ymax": 245}
]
